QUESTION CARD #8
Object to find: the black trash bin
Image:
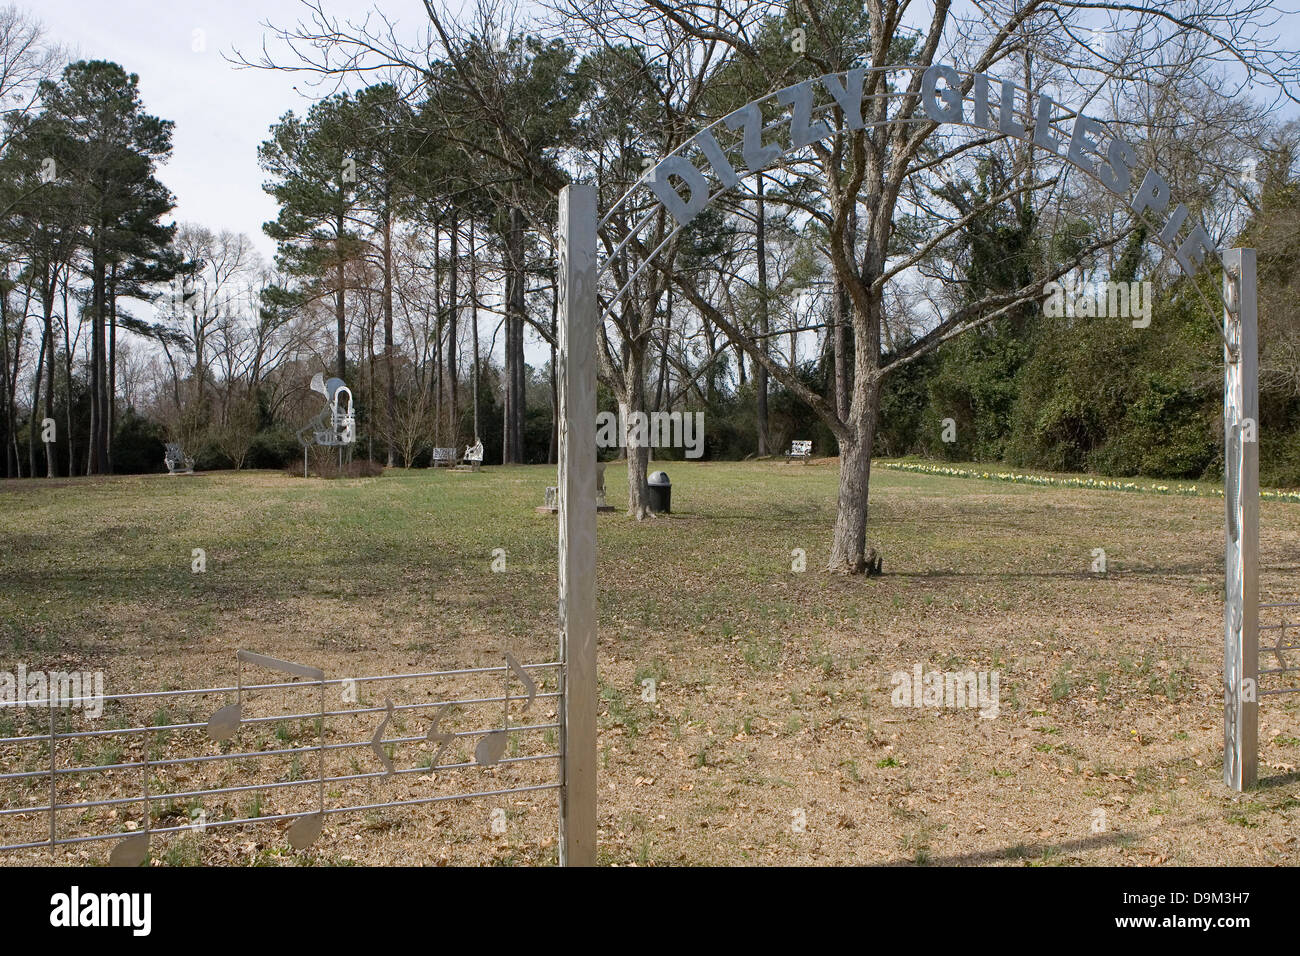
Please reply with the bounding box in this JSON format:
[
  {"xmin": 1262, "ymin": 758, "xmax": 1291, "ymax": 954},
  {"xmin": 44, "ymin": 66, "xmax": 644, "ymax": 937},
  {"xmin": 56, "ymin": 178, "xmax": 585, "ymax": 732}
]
[{"xmin": 647, "ymin": 470, "xmax": 671, "ymax": 513}]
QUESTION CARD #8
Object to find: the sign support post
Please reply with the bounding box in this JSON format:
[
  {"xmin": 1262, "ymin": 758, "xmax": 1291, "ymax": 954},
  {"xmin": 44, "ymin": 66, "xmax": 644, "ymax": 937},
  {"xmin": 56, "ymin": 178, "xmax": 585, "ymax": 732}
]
[
  {"xmin": 557, "ymin": 183, "xmax": 598, "ymax": 863},
  {"xmin": 1223, "ymin": 248, "xmax": 1259, "ymax": 791}
]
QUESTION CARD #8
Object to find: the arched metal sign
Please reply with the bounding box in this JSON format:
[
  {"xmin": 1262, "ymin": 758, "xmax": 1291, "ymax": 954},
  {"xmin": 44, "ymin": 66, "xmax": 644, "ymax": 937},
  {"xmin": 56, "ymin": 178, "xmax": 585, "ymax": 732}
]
[
  {"xmin": 597, "ymin": 65, "xmax": 1230, "ymax": 338},
  {"xmin": 560, "ymin": 63, "xmax": 1261, "ymax": 803}
]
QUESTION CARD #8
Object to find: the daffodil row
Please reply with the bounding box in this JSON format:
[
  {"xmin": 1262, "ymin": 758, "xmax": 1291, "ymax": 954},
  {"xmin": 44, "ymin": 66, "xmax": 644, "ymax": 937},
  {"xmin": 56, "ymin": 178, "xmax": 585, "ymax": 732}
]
[{"xmin": 877, "ymin": 460, "xmax": 1300, "ymax": 503}]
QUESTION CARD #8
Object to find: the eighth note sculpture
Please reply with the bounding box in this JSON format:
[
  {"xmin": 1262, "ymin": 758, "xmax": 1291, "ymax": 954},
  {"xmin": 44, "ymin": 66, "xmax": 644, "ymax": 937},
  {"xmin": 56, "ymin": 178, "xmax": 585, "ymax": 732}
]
[
  {"xmin": 108, "ymin": 728, "xmax": 150, "ymax": 867},
  {"xmin": 475, "ymin": 653, "xmax": 538, "ymax": 767}
]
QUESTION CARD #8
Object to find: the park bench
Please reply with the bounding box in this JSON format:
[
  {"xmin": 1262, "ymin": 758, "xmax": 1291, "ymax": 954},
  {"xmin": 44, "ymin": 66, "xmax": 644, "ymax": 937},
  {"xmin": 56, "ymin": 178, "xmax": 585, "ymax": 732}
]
[
  {"xmin": 164, "ymin": 442, "xmax": 194, "ymax": 475},
  {"xmin": 786, "ymin": 439, "xmax": 812, "ymax": 464},
  {"xmin": 431, "ymin": 447, "xmax": 458, "ymax": 468}
]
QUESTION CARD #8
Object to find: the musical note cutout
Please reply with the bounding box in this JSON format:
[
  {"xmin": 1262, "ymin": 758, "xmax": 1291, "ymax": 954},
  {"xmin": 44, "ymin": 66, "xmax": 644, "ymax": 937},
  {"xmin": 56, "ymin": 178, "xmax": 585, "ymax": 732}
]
[
  {"xmin": 111, "ymin": 728, "xmax": 150, "ymax": 867},
  {"xmin": 291, "ymin": 657, "xmax": 327, "ymax": 850},
  {"xmin": 206, "ymin": 701, "xmax": 241, "ymax": 742},
  {"xmin": 206, "ymin": 651, "xmax": 324, "ymax": 741},
  {"xmin": 110, "ymin": 833, "xmax": 149, "ymax": 868},
  {"xmin": 475, "ymin": 654, "xmax": 537, "ymax": 768},
  {"xmin": 286, "ymin": 809, "xmax": 323, "ymax": 850},
  {"xmin": 206, "ymin": 650, "xmax": 328, "ymax": 851},
  {"xmin": 425, "ymin": 703, "xmax": 458, "ymax": 771},
  {"xmin": 371, "ymin": 698, "xmax": 395, "ymax": 776}
]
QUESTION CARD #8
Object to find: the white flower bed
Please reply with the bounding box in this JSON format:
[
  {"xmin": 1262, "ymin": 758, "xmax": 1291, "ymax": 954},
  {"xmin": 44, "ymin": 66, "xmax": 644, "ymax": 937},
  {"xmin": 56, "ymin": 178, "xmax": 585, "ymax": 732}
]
[{"xmin": 877, "ymin": 460, "xmax": 1300, "ymax": 503}]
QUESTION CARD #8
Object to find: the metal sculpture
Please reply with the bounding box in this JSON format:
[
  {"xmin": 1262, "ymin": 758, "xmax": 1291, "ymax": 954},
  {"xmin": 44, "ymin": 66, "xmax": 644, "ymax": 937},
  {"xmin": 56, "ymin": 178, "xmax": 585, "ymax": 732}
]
[{"xmin": 298, "ymin": 373, "xmax": 356, "ymax": 476}]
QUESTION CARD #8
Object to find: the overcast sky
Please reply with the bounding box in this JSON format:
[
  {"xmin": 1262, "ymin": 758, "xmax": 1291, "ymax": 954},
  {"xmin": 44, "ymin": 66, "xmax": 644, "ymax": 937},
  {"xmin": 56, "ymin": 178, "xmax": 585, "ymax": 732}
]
[
  {"xmin": 38, "ymin": 0, "xmax": 444, "ymax": 264},
  {"xmin": 33, "ymin": 0, "xmax": 1300, "ymax": 287}
]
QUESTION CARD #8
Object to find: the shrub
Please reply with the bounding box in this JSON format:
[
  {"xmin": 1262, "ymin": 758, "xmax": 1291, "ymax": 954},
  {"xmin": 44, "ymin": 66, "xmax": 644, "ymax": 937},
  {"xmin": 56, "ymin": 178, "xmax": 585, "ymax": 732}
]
[{"xmin": 285, "ymin": 455, "xmax": 385, "ymax": 479}]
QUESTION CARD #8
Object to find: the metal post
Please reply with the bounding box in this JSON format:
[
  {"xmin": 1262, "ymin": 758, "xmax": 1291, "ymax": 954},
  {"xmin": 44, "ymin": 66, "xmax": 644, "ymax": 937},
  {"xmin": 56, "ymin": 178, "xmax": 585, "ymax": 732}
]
[
  {"xmin": 556, "ymin": 183, "xmax": 598, "ymax": 864},
  {"xmin": 1223, "ymin": 248, "xmax": 1258, "ymax": 791}
]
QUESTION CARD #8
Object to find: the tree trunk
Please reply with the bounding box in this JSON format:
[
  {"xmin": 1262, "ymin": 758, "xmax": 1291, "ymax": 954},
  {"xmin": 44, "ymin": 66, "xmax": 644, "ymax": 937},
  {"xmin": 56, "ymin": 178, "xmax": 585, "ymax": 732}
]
[
  {"xmin": 44, "ymin": 289, "xmax": 56, "ymax": 478},
  {"xmin": 447, "ymin": 214, "xmax": 459, "ymax": 446},
  {"xmin": 502, "ymin": 222, "xmax": 514, "ymax": 464},
  {"xmin": 470, "ymin": 226, "xmax": 480, "ymax": 443},
  {"xmin": 827, "ymin": 376, "xmax": 881, "ymax": 573},
  {"xmin": 826, "ymin": 243, "xmax": 883, "ymax": 573},
  {"xmin": 29, "ymin": 328, "xmax": 45, "ymax": 478},
  {"xmin": 367, "ymin": 313, "xmax": 376, "ymax": 462},
  {"xmin": 107, "ymin": 267, "xmax": 117, "ymax": 473},
  {"xmin": 624, "ymin": 336, "xmax": 651, "ymax": 519},
  {"xmin": 833, "ymin": 209, "xmax": 856, "ymax": 428},
  {"xmin": 432, "ymin": 219, "xmax": 442, "ymax": 447},
  {"xmin": 512, "ymin": 236, "xmax": 526, "ymax": 460},
  {"xmin": 655, "ymin": 286, "xmax": 671, "ymax": 412},
  {"xmin": 90, "ymin": 247, "xmax": 106, "ymax": 474},
  {"xmin": 434, "ymin": 305, "xmax": 443, "ymax": 448},
  {"xmin": 335, "ymin": 210, "xmax": 347, "ymax": 378},
  {"xmin": 0, "ymin": 287, "xmax": 16, "ymax": 478},
  {"xmin": 503, "ymin": 207, "xmax": 527, "ymax": 464},
  {"xmin": 62, "ymin": 279, "xmax": 74, "ymax": 477},
  {"xmin": 833, "ymin": 276, "xmax": 849, "ymax": 425},
  {"xmin": 383, "ymin": 211, "xmax": 396, "ymax": 467},
  {"xmin": 702, "ymin": 316, "xmax": 717, "ymax": 405},
  {"xmin": 756, "ymin": 177, "xmax": 770, "ymax": 456}
]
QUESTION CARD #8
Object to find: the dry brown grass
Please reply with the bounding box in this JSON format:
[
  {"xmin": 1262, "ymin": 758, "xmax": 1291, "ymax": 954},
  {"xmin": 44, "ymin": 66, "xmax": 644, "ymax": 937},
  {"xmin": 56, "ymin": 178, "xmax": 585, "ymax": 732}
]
[{"xmin": 0, "ymin": 461, "xmax": 1297, "ymax": 866}]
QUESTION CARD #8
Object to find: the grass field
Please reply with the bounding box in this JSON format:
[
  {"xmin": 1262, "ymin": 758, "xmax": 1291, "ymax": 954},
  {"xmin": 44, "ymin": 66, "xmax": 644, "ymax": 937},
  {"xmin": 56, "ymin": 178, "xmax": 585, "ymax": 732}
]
[{"xmin": 1, "ymin": 458, "xmax": 1298, "ymax": 866}]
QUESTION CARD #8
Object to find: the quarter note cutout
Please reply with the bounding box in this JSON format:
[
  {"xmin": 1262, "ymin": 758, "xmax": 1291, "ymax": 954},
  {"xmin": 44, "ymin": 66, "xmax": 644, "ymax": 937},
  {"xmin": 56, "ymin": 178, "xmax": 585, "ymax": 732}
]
[
  {"xmin": 371, "ymin": 698, "xmax": 395, "ymax": 776},
  {"xmin": 287, "ymin": 665, "xmax": 327, "ymax": 850},
  {"xmin": 475, "ymin": 654, "xmax": 537, "ymax": 767}
]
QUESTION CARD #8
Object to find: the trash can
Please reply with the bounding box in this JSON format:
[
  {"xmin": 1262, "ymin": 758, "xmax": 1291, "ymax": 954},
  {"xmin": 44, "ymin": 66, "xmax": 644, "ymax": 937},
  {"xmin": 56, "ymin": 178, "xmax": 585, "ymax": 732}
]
[{"xmin": 647, "ymin": 471, "xmax": 671, "ymax": 513}]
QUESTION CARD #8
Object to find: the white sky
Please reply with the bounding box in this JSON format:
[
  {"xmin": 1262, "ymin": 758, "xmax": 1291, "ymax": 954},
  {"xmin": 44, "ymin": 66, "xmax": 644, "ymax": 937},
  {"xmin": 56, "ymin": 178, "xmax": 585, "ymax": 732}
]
[
  {"xmin": 34, "ymin": 0, "xmax": 1300, "ymax": 264},
  {"xmin": 31, "ymin": 0, "xmax": 1300, "ymax": 376},
  {"xmin": 37, "ymin": 0, "xmax": 441, "ymax": 264}
]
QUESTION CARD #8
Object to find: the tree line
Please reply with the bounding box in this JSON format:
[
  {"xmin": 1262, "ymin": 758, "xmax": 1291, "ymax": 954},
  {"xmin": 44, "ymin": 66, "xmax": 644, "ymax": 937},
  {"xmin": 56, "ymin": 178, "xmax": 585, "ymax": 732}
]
[{"xmin": 1, "ymin": 0, "xmax": 1298, "ymax": 572}]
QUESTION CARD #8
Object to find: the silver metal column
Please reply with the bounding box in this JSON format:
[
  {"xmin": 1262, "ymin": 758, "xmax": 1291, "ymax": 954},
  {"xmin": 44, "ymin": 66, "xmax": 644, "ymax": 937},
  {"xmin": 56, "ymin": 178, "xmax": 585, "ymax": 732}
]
[
  {"xmin": 1223, "ymin": 248, "xmax": 1259, "ymax": 791},
  {"xmin": 556, "ymin": 183, "xmax": 598, "ymax": 863}
]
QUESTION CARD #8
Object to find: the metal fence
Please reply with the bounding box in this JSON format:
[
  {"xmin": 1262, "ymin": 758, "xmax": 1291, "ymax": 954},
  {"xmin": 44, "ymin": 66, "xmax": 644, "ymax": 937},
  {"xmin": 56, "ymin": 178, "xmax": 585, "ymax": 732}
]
[
  {"xmin": 0, "ymin": 183, "xmax": 601, "ymax": 868},
  {"xmin": 1258, "ymin": 603, "xmax": 1300, "ymax": 698},
  {"xmin": 0, "ymin": 651, "xmax": 563, "ymax": 864}
]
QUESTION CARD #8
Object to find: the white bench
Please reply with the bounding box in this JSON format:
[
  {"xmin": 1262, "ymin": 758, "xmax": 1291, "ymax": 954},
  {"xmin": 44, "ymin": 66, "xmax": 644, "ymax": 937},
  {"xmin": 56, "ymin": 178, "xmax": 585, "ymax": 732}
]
[
  {"xmin": 164, "ymin": 442, "xmax": 194, "ymax": 475},
  {"xmin": 786, "ymin": 440, "xmax": 812, "ymax": 464},
  {"xmin": 431, "ymin": 447, "xmax": 458, "ymax": 468}
]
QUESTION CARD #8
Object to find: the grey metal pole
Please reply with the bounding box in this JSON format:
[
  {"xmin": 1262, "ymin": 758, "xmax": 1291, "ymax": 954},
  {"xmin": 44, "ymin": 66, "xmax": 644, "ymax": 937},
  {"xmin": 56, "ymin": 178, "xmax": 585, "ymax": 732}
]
[
  {"xmin": 1223, "ymin": 248, "xmax": 1259, "ymax": 791},
  {"xmin": 556, "ymin": 183, "xmax": 598, "ymax": 864}
]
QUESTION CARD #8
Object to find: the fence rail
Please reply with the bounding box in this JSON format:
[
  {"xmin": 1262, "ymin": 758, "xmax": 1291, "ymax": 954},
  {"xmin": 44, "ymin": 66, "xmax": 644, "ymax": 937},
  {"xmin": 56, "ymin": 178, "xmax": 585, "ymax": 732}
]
[
  {"xmin": 1258, "ymin": 603, "xmax": 1300, "ymax": 696},
  {"xmin": 0, "ymin": 653, "xmax": 563, "ymax": 862}
]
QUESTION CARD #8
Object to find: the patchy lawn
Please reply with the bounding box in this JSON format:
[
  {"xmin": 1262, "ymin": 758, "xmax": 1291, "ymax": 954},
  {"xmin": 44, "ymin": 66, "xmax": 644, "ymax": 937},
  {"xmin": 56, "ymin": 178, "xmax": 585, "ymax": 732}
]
[{"xmin": 1, "ymin": 459, "xmax": 1297, "ymax": 865}]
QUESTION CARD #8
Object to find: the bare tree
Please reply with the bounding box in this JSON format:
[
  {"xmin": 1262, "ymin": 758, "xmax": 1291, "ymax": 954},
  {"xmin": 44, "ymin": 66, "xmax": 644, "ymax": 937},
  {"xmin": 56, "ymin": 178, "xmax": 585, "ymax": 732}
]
[{"xmin": 611, "ymin": 0, "xmax": 1299, "ymax": 570}]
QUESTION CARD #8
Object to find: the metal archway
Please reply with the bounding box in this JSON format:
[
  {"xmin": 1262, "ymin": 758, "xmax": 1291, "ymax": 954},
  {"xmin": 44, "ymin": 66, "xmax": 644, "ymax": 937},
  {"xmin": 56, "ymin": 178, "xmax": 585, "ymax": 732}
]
[{"xmin": 558, "ymin": 63, "xmax": 1260, "ymax": 792}]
